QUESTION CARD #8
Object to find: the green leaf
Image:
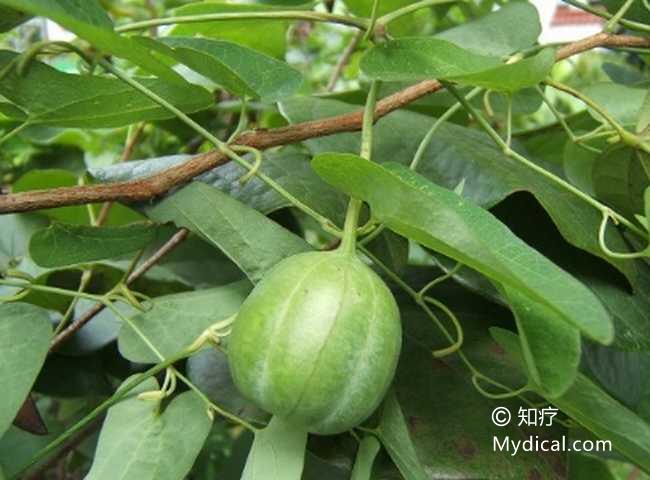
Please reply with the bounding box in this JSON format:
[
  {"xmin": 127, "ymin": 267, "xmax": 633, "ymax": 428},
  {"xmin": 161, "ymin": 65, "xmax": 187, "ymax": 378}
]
[
  {"xmin": 29, "ymin": 223, "xmax": 158, "ymax": 268},
  {"xmin": 146, "ymin": 182, "xmax": 311, "ymax": 283},
  {"xmin": 0, "ymin": 51, "xmax": 212, "ymax": 128},
  {"xmin": 0, "ymin": 6, "xmax": 31, "ymax": 32},
  {"xmin": 377, "ymin": 391, "xmax": 428, "ymax": 480},
  {"xmin": 157, "ymin": 37, "xmax": 303, "ymax": 101},
  {"xmin": 118, "ymin": 281, "xmax": 251, "ymax": 363},
  {"xmin": 0, "ymin": 303, "xmax": 51, "ymax": 437},
  {"xmin": 169, "ymin": 2, "xmax": 288, "ymax": 58},
  {"xmin": 435, "ymin": 2, "xmax": 542, "ymax": 56},
  {"xmin": 0, "ymin": 0, "xmax": 185, "ymax": 85},
  {"xmin": 502, "ymin": 286, "xmax": 580, "ymax": 397},
  {"xmin": 86, "ymin": 378, "xmax": 212, "ymax": 480},
  {"xmin": 636, "ymin": 88, "xmax": 650, "ymax": 134},
  {"xmin": 241, "ymin": 416, "xmax": 308, "ymax": 480},
  {"xmin": 361, "ymin": 38, "xmax": 500, "ymax": 82},
  {"xmin": 568, "ymin": 453, "xmax": 616, "ymax": 480},
  {"xmin": 360, "ymin": 40, "xmax": 554, "ymax": 92},
  {"xmin": 493, "ymin": 328, "xmax": 650, "ymax": 471},
  {"xmin": 312, "ymin": 154, "xmax": 612, "ymax": 343},
  {"xmin": 350, "ymin": 435, "xmax": 380, "ymax": 480}
]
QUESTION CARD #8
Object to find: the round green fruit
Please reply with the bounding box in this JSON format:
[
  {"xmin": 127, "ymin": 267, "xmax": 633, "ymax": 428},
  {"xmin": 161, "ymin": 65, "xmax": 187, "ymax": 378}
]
[{"xmin": 228, "ymin": 250, "xmax": 402, "ymax": 435}]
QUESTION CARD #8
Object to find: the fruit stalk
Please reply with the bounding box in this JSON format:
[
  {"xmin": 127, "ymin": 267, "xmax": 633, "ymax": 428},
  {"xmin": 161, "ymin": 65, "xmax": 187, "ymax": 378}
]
[{"xmin": 340, "ymin": 81, "xmax": 380, "ymax": 255}]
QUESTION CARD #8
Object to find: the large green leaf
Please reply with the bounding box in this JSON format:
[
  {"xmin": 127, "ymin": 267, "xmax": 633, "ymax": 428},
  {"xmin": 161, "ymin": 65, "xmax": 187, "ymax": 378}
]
[
  {"xmin": 360, "ymin": 40, "xmax": 554, "ymax": 92},
  {"xmin": 118, "ymin": 281, "xmax": 251, "ymax": 363},
  {"xmin": 281, "ymin": 97, "xmax": 646, "ymax": 294},
  {"xmin": 435, "ymin": 2, "xmax": 541, "ymax": 56},
  {"xmin": 0, "ymin": 0, "xmax": 184, "ymax": 84},
  {"xmin": 86, "ymin": 378, "xmax": 212, "ymax": 480},
  {"xmin": 146, "ymin": 182, "xmax": 311, "ymax": 283},
  {"xmin": 29, "ymin": 223, "xmax": 158, "ymax": 268},
  {"xmin": 493, "ymin": 328, "xmax": 650, "ymax": 471},
  {"xmin": 313, "ymin": 154, "xmax": 612, "ymax": 343},
  {"xmin": 169, "ymin": 2, "xmax": 288, "ymax": 58},
  {"xmin": 241, "ymin": 416, "xmax": 308, "ymax": 480},
  {"xmin": 0, "ymin": 51, "xmax": 212, "ymax": 128},
  {"xmin": 157, "ymin": 37, "xmax": 303, "ymax": 101},
  {"xmin": 0, "ymin": 303, "xmax": 51, "ymax": 438}
]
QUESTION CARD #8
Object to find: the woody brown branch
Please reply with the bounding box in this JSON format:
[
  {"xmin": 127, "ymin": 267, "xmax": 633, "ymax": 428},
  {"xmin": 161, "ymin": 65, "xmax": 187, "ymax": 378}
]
[{"xmin": 0, "ymin": 33, "xmax": 648, "ymax": 215}]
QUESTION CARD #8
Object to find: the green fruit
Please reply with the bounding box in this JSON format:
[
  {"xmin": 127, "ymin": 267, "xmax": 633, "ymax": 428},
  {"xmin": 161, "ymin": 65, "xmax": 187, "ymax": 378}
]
[{"xmin": 228, "ymin": 250, "xmax": 401, "ymax": 434}]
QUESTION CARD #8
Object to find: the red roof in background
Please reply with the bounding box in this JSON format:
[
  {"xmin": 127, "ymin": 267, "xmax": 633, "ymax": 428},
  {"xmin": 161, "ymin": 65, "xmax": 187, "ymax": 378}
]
[{"xmin": 551, "ymin": 5, "xmax": 604, "ymax": 25}]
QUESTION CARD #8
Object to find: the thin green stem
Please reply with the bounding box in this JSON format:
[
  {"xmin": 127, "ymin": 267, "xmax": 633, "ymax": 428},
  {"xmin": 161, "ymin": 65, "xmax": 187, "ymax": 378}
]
[
  {"xmin": 563, "ymin": 0, "xmax": 650, "ymax": 33},
  {"xmin": 544, "ymin": 79, "xmax": 639, "ymax": 149},
  {"xmin": 536, "ymin": 85, "xmax": 604, "ymax": 154},
  {"xmin": 340, "ymin": 81, "xmax": 379, "ymax": 255},
  {"xmin": 444, "ymin": 82, "xmax": 647, "ymax": 239},
  {"xmin": 604, "ymin": 0, "xmax": 636, "ymax": 32},
  {"xmin": 359, "ymin": 246, "xmax": 525, "ymax": 398},
  {"xmin": 116, "ymin": 11, "xmax": 369, "ymax": 33},
  {"xmin": 53, "ymin": 270, "xmax": 93, "ymax": 336},
  {"xmin": 0, "ymin": 280, "xmax": 106, "ymax": 303},
  {"xmin": 378, "ymin": 0, "xmax": 457, "ymax": 26},
  {"xmin": 410, "ymin": 87, "xmax": 482, "ymax": 171},
  {"xmin": 598, "ymin": 211, "xmax": 649, "ymax": 259},
  {"xmin": 363, "ymin": 0, "xmax": 381, "ymax": 41},
  {"xmin": 0, "ymin": 122, "xmax": 30, "ymax": 146},
  {"xmin": 98, "ymin": 59, "xmax": 333, "ymax": 229}
]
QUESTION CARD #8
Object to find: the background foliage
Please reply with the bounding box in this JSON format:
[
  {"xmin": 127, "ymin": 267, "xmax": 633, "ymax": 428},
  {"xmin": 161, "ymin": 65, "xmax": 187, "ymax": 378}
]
[{"xmin": 0, "ymin": 0, "xmax": 649, "ymax": 479}]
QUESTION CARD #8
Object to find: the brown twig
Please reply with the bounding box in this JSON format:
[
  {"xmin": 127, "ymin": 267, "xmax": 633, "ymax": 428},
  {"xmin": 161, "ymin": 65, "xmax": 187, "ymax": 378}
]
[
  {"xmin": 0, "ymin": 33, "xmax": 648, "ymax": 215},
  {"xmin": 326, "ymin": 30, "xmax": 363, "ymax": 92},
  {"xmin": 49, "ymin": 228, "xmax": 190, "ymax": 352}
]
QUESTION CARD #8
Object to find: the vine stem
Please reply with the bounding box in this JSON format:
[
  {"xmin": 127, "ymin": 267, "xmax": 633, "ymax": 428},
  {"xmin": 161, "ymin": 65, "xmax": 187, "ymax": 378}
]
[
  {"xmin": 563, "ymin": 0, "xmax": 650, "ymax": 33},
  {"xmin": 444, "ymin": 82, "xmax": 647, "ymax": 239},
  {"xmin": 340, "ymin": 81, "xmax": 379, "ymax": 255},
  {"xmin": 116, "ymin": 11, "xmax": 369, "ymax": 32},
  {"xmin": 326, "ymin": 30, "xmax": 363, "ymax": 92},
  {"xmin": 603, "ymin": 0, "xmax": 636, "ymax": 32},
  {"xmin": 377, "ymin": 0, "xmax": 458, "ymax": 26},
  {"xmin": 359, "ymin": 246, "xmax": 529, "ymax": 399},
  {"xmin": 544, "ymin": 79, "xmax": 642, "ymax": 150}
]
